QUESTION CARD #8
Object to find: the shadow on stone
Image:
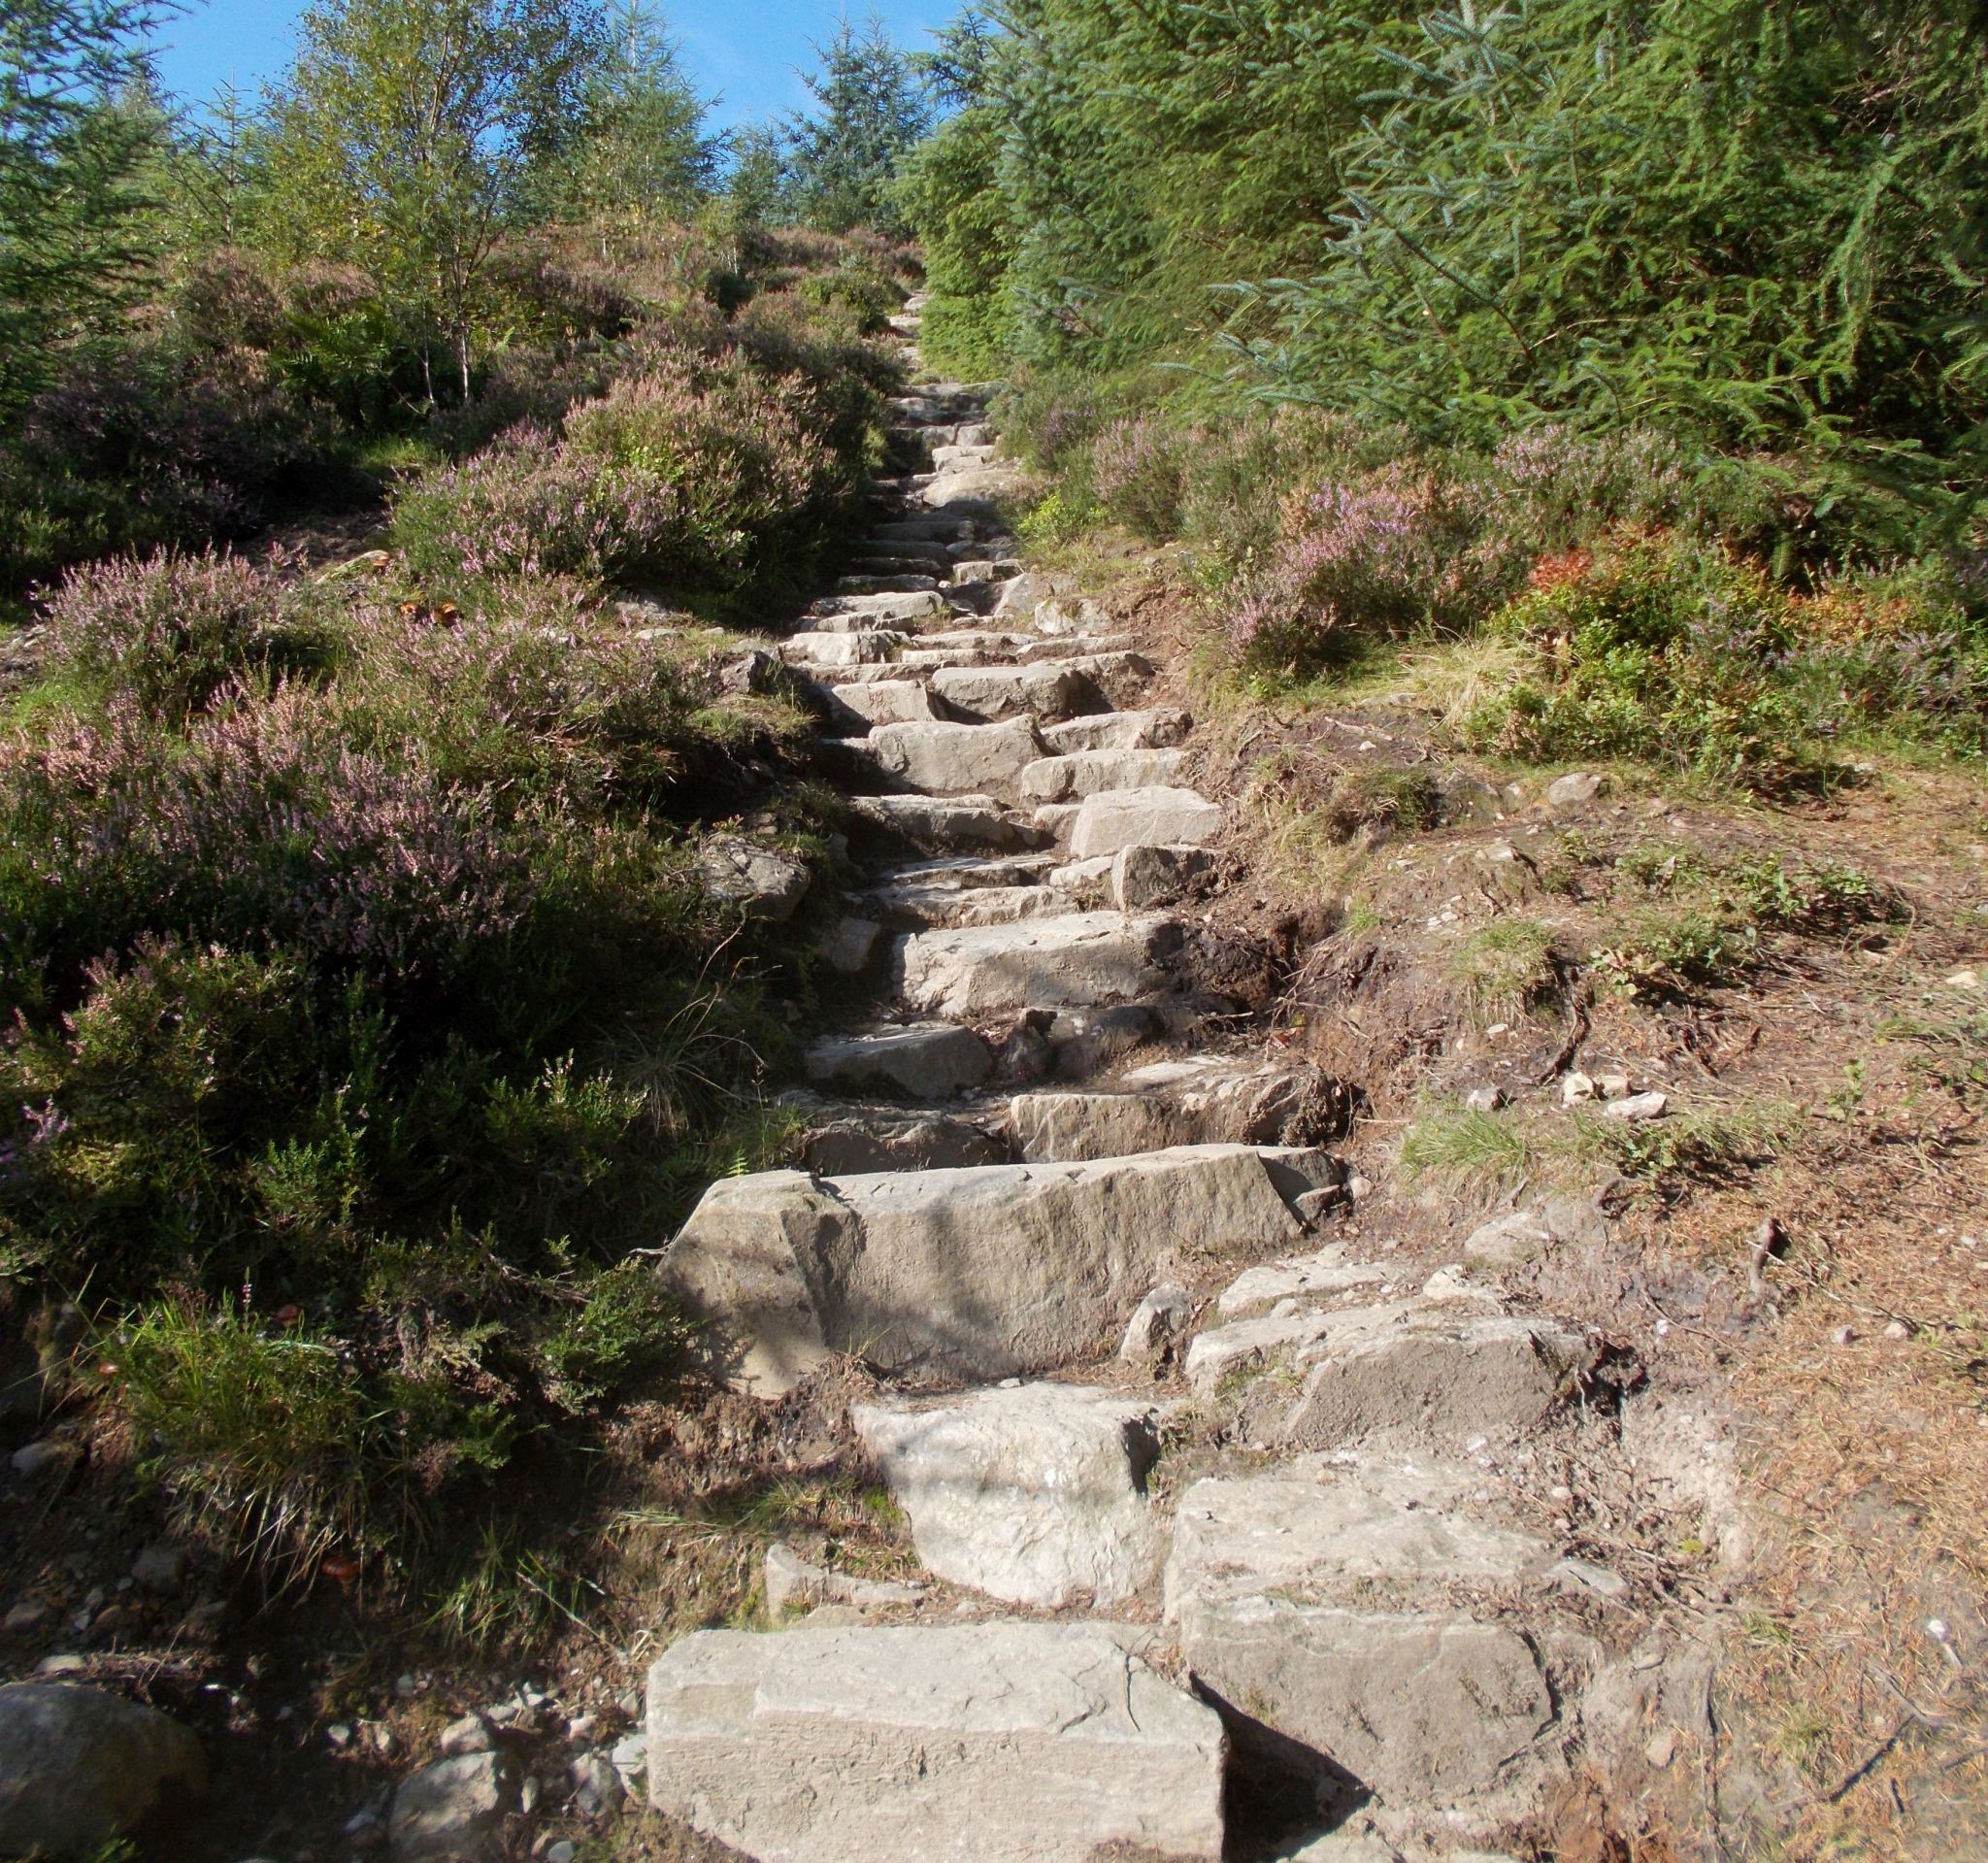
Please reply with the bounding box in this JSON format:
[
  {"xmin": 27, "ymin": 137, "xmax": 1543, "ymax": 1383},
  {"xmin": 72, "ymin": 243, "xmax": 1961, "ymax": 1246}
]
[{"xmin": 1190, "ymin": 1680, "xmax": 1369, "ymax": 1863}]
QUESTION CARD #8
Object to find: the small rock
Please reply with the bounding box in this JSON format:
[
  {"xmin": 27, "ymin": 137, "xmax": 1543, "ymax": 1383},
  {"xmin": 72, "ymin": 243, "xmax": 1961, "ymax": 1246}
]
[
  {"xmin": 3, "ymin": 1600, "xmax": 50, "ymax": 1634},
  {"xmin": 1602, "ymin": 1091, "xmax": 1669, "ymax": 1123},
  {"xmin": 610, "ymin": 1732, "xmax": 646, "ymax": 1785},
  {"xmin": 518, "ymin": 1775, "xmax": 542, "ymax": 1814},
  {"xmin": 822, "ymin": 917, "xmax": 882, "ymax": 975},
  {"xmin": 1547, "ymin": 771, "xmax": 1607, "ymax": 810},
  {"xmin": 569, "ymin": 1748, "xmax": 622, "ymax": 1817},
  {"xmin": 1595, "ymin": 1070, "xmax": 1634, "ymax": 1100},
  {"xmin": 1552, "ymin": 1557, "xmax": 1630, "ymax": 1601},
  {"xmin": 1118, "ymin": 1283, "xmax": 1193, "ymax": 1362},
  {"xmin": 9, "ymin": 1439, "xmax": 65, "ymax": 1479},
  {"xmin": 438, "ymin": 1713, "xmax": 493, "ymax": 1756},
  {"xmin": 1463, "ymin": 1085, "xmax": 1506, "ymax": 1114},
  {"xmin": 130, "ymin": 1543, "xmax": 186, "ymax": 1593},
  {"xmin": 564, "ymin": 1713, "xmax": 598, "ymax": 1744},
  {"xmin": 546, "ymin": 1844, "xmax": 578, "ymax": 1863},
  {"xmin": 1293, "ymin": 1186, "xmax": 1343, "ymax": 1227},
  {"xmin": 1831, "ymin": 1324, "xmax": 1857, "ymax": 1346},
  {"xmin": 343, "ymin": 1807, "xmax": 384, "ymax": 1839},
  {"xmin": 1560, "ymin": 1070, "xmax": 1597, "ymax": 1106},
  {"xmin": 389, "ymin": 1751, "xmax": 514, "ymax": 1860},
  {"xmin": 765, "ymin": 1544, "xmax": 830, "ymax": 1618},
  {"xmin": 326, "ymin": 1721, "xmax": 355, "ymax": 1749},
  {"xmin": 1883, "ymin": 1319, "xmax": 1911, "ymax": 1341},
  {"xmin": 1645, "ymin": 1727, "xmax": 1679, "ymax": 1768},
  {"xmin": 1347, "ymin": 1175, "xmax": 1374, "ymax": 1201}
]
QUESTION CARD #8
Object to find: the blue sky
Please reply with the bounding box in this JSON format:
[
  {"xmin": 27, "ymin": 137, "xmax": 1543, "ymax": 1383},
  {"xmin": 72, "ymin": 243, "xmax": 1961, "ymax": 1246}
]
[{"xmin": 149, "ymin": 1, "xmax": 963, "ymax": 130}]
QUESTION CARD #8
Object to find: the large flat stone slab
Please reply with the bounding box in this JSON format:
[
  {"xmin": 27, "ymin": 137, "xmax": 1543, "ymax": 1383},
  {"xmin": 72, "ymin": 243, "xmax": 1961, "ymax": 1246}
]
[
  {"xmin": 1166, "ymin": 1460, "xmax": 1567, "ymax": 1808},
  {"xmin": 854, "ymin": 1384, "xmax": 1165, "ymax": 1607},
  {"xmin": 824, "ymin": 680, "xmax": 942, "ymax": 729},
  {"xmin": 1019, "ymin": 749, "xmax": 1186, "ymax": 803},
  {"xmin": 864, "ymin": 717, "xmax": 1044, "ymax": 797},
  {"xmin": 805, "ymin": 1025, "xmax": 993, "ymax": 1100},
  {"xmin": 849, "ymin": 794, "xmax": 1046, "ymax": 855},
  {"xmin": 1068, "ymin": 786, "xmax": 1223, "ymax": 859},
  {"xmin": 663, "ymin": 1146, "xmax": 1310, "ymax": 1393},
  {"xmin": 893, "ymin": 912, "xmax": 1171, "ymax": 1016},
  {"xmin": 1041, "ymin": 709, "xmax": 1189, "ymax": 754},
  {"xmin": 645, "ymin": 1622, "xmax": 1225, "ymax": 1863},
  {"xmin": 1009, "ymin": 1059, "xmax": 1342, "ymax": 1163}
]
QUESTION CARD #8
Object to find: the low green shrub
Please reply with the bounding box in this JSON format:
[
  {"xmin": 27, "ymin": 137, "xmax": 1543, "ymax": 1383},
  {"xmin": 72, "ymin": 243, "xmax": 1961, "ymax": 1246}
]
[{"xmin": 1463, "ymin": 533, "xmax": 1988, "ymax": 786}]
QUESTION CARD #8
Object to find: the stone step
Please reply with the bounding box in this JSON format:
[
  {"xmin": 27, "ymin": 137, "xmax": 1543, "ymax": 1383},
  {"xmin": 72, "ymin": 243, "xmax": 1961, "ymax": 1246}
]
[
  {"xmin": 663, "ymin": 1143, "xmax": 1327, "ymax": 1393},
  {"xmin": 1067, "ymin": 785, "xmax": 1223, "ymax": 859},
  {"xmin": 816, "ymin": 678, "xmax": 943, "ymax": 730},
  {"xmin": 807, "ymin": 589, "xmax": 950, "ymax": 625},
  {"xmin": 892, "ymin": 911, "xmax": 1176, "ymax": 1017},
  {"xmin": 1041, "ymin": 708, "xmax": 1190, "ymax": 754},
  {"xmin": 1020, "ymin": 748, "xmax": 1187, "ymax": 804},
  {"xmin": 1183, "ymin": 1285, "xmax": 1600, "ymax": 1452},
  {"xmin": 645, "ymin": 1622, "xmax": 1225, "ymax": 1863},
  {"xmin": 854, "ymin": 1383, "xmax": 1168, "ymax": 1607},
  {"xmin": 857, "ymin": 716, "xmax": 1044, "ymax": 798},
  {"xmin": 848, "ymin": 793, "xmax": 1050, "ymax": 857},
  {"xmin": 1164, "ymin": 1456, "xmax": 1581, "ymax": 1818},
  {"xmin": 837, "ymin": 573, "xmax": 942, "ymax": 596},
  {"xmin": 1008, "ymin": 1055, "xmax": 1349, "ymax": 1162},
  {"xmin": 917, "ymin": 464, "xmax": 1032, "ymax": 515},
  {"xmin": 859, "ymin": 538, "xmax": 954, "ymax": 567},
  {"xmin": 805, "ymin": 1023, "xmax": 995, "ymax": 1100},
  {"xmin": 781, "ymin": 629, "xmax": 905, "ymax": 667},
  {"xmin": 928, "ymin": 661, "xmax": 1105, "ymax": 723},
  {"xmin": 862, "ymin": 877, "xmax": 1065, "ymax": 932},
  {"xmin": 783, "ymin": 1096, "xmax": 1014, "ymax": 1176}
]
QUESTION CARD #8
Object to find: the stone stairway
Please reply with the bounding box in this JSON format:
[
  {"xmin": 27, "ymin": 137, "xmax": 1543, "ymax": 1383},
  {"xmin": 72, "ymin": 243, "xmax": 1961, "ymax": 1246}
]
[{"xmin": 639, "ymin": 294, "xmax": 1680, "ymax": 1863}]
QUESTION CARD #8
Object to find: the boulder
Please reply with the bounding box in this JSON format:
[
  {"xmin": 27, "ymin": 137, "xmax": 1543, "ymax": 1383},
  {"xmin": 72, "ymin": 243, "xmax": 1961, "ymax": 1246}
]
[
  {"xmin": 0, "ymin": 1683, "xmax": 206, "ymax": 1854},
  {"xmin": 697, "ymin": 837, "xmax": 812, "ymax": 923},
  {"xmin": 1462, "ymin": 1196, "xmax": 1608, "ymax": 1266},
  {"xmin": 865, "ymin": 717, "xmax": 1044, "ymax": 797},
  {"xmin": 854, "ymin": 1384, "xmax": 1166, "ymax": 1607},
  {"xmin": 805, "ymin": 1024, "xmax": 993, "ymax": 1100},
  {"xmin": 646, "ymin": 1622, "xmax": 1225, "ymax": 1863},
  {"xmin": 930, "ymin": 663, "xmax": 1096, "ymax": 724},
  {"xmin": 1545, "ymin": 771, "xmax": 1607, "ymax": 810},
  {"xmin": 893, "ymin": 913, "xmax": 1171, "ymax": 1016},
  {"xmin": 662, "ymin": 1145, "xmax": 1310, "ymax": 1394},
  {"xmin": 1068, "ymin": 787, "xmax": 1223, "ymax": 860},
  {"xmin": 990, "ymin": 572, "xmax": 1066, "ymax": 622},
  {"xmin": 1019, "ymin": 749, "xmax": 1186, "ymax": 804},
  {"xmin": 918, "ymin": 463, "xmax": 1033, "ymax": 514},
  {"xmin": 389, "ymin": 1751, "xmax": 514, "ymax": 1860}
]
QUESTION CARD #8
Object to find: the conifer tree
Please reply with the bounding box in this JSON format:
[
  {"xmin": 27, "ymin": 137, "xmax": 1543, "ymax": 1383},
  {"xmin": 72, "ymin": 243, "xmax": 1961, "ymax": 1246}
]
[
  {"xmin": 0, "ymin": 0, "xmax": 173, "ymax": 418},
  {"xmin": 784, "ymin": 12, "xmax": 930, "ymax": 235}
]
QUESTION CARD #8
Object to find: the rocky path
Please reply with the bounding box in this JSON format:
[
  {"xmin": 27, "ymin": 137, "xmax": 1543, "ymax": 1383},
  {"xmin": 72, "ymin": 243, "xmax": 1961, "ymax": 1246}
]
[{"xmin": 642, "ymin": 301, "xmax": 1710, "ymax": 1863}]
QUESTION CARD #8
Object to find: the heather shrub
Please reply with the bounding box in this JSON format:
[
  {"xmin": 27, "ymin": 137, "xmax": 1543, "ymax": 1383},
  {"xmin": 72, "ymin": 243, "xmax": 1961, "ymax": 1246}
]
[
  {"xmin": 1090, "ymin": 413, "xmax": 1185, "ymax": 541},
  {"xmin": 41, "ymin": 549, "xmax": 345, "ymax": 720},
  {"xmin": 1231, "ymin": 461, "xmax": 1524, "ymax": 675}
]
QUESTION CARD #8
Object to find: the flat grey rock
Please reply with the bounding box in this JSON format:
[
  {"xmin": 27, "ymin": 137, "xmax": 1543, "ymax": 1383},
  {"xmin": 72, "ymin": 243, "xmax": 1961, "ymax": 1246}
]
[
  {"xmin": 646, "ymin": 1621, "xmax": 1224, "ymax": 1863},
  {"xmin": 663, "ymin": 1145, "xmax": 1310, "ymax": 1393},
  {"xmin": 1068, "ymin": 786, "xmax": 1222, "ymax": 860},
  {"xmin": 855, "ymin": 1383, "xmax": 1166, "ymax": 1606},
  {"xmin": 806, "ymin": 1024, "xmax": 994, "ymax": 1100}
]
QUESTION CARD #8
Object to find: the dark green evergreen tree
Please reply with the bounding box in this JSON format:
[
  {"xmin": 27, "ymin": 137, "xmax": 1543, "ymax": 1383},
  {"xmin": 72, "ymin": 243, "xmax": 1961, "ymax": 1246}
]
[
  {"xmin": 0, "ymin": 0, "xmax": 174, "ymax": 418},
  {"xmin": 784, "ymin": 12, "xmax": 930, "ymax": 235}
]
